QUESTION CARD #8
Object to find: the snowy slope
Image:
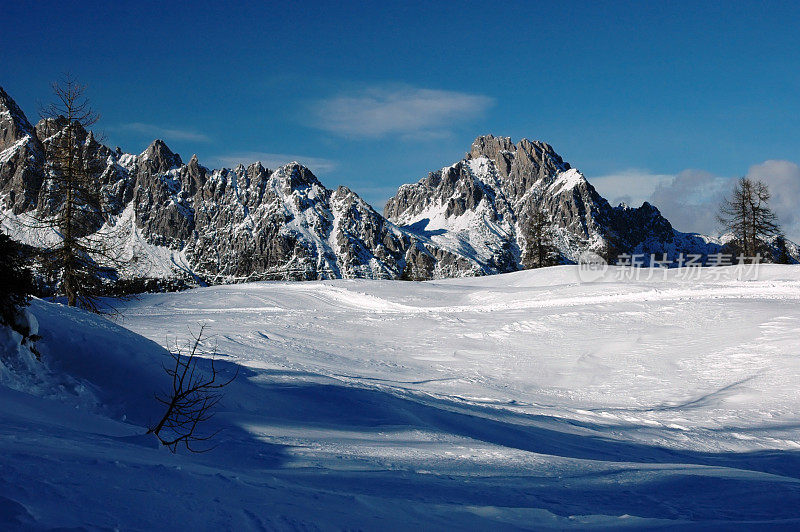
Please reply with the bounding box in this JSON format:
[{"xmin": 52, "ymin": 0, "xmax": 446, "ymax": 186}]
[{"xmin": 3, "ymin": 266, "xmax": 800, "ymax": 529}]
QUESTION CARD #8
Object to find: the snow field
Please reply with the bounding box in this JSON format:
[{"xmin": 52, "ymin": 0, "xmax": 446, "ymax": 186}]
[{"xmin": 3, "ymin": 265, "xmax": 800, "ymax": 528}]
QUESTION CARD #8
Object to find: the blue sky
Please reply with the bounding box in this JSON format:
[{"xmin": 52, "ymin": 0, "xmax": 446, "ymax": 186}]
[{"xmin": 2, "ymin": 1, "xmax": 799, "ymax": 237}]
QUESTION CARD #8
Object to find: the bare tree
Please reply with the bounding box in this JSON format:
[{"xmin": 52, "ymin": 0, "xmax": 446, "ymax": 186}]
[
  {"xmin": 148, "ymin": 325, "xmax": 237, "ymax": 453},
  {"xmin": 717, "ymin": 176, "xmax": 780, "ymax": 260},
  {"xmin": 33, "ymin": 75, "xmax": 122, "ymax": 310},
  {"xmin": 521, "ymin": 204, "xmax": 560, "ymax": 268},
  {"xmin": 718, "ymin": 177, "xmax": 752, "ymax": 256},
  {"xmin": 749, "ymin": 180, "xmax": 780, "ymax": 255}
]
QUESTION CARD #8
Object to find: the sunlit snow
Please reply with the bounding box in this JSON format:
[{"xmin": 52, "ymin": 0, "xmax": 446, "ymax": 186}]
[{"xmin": 3, "ymin": 265, "xmax": 800, "ymax": 528}]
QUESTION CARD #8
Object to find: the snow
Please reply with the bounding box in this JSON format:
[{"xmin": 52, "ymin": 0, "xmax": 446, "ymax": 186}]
[
  {"xmin": 97, "ymin": 203, "xmax": 195, "ymax": 279},
  {"xmin": 4, "ymin": 266, "xmax": 800, "ymax": 528},
  {"xmin": 118, "ymin": 152, "xmax": 137, "ymax": 170},
  {"xmin": 466, "ymin": 155, "xmax": 494, "ymax": 177},
  {"xmin": 548, "ymin": 168, "xmax": 586, "ymax": 195},
  {"xmin": 1, "ymin": 209, "xmax": 63, "ymax": 249},
  {"xmin": 0, "ymin": 135, "xmax": 30, "ymax": 164}
]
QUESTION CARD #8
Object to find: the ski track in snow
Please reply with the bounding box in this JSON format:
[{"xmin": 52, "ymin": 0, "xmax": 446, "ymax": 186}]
[{"xmin": 5, "ymin": 265, "xmax": 800, "ymax": 529}]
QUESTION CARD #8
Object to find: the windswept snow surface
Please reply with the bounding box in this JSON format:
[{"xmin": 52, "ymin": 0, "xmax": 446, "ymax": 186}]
[{"xmin": 4, "ymin": 266, "xmax": 800, "ymax": 529}]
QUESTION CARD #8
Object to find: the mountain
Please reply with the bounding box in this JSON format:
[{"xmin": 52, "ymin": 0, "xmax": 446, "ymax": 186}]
[
  {"xmin": 0, "ymin": 87, "xmax": 794, "ymax": 288},
  {"xmin": 385, "ymin": 134, "xmax": 733, "ymax": 272},
  {"xmin": 0, "ymin": 87, "xmax": 478, "ymax": 284},
  {"xmin": 0, "ymin": 87, "xmax": 45, "ymax": 214}
]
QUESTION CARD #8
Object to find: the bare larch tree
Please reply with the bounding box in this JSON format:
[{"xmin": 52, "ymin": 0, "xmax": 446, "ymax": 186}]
[
  {"xmin": 36, "ymin": 75, "xmax": 121, "ymax": 310},
  {"xmin": 717, "ymin": 177, "xmax": 780, "ymax": 260}
]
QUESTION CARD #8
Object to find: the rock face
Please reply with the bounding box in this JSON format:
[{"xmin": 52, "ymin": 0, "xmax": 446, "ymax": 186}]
[
  {"xmin": 0, "ymin": 87, "xmax": 45, "ymax": 214},
  {"xmin": 186, "ymin": 162, "xmax": 404, "ymax": 281},
  {"xmin": 0, "ymin": 88, "xmax": 793, "ymax": 286},
  {"xmin": 385, "ymin": 134, "xmax": 727, "ymax": 272},
  {"xmin": 0, "ymin": 86, "xmax": 481, "ymax": 282}
]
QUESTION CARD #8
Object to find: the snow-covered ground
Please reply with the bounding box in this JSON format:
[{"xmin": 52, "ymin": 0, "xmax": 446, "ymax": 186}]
[{"xmin": 4, "ymin": 265, "xmax": 800, "ymax": 529}]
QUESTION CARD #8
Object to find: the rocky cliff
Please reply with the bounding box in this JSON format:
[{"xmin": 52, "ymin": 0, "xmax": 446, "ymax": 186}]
[
  {"xmin": 0, "ymin": 87, "xmax": 479, "ymax": 283},
  {"xmin": 0, "ymin": 87, "xmax": 792, "ymax": 287},
  {"xmin": 384, "ymin": 134, "xmax": 731, "ymax": 272}
]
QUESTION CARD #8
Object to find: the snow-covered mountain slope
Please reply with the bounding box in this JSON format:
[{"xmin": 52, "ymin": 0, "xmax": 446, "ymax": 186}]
[
  {"xmin": 4, "ymin": 265, "xmax": 800, "ymax": 529},
  {"xmin": 385, "ymin": 134, "xmax": 742, "ymax": 270},
  {"xmin": 0, "ymin": 87, "xmax": 45, "ymax": 214}
]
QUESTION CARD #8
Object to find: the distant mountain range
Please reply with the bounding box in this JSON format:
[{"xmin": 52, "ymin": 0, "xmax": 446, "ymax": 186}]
[{"xmin": 0, "ymin": 86, "xmax": 795, "ymax": 285}]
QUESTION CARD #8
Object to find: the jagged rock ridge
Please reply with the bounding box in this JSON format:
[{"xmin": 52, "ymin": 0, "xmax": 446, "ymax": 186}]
[
  {"xmin": 0, "ymin": 87, "xmax": 477, "ymax": 282},
  {"xmin": 0, "ymin": 87, "xmax": 45, "ymax": 214},
  {"xmin": 384, "ymin": 134, "xmax": 745, "ymax": 271},
  {"xmin": 0, "ymin": 88, "xmax": 795, "ymax": 286}
]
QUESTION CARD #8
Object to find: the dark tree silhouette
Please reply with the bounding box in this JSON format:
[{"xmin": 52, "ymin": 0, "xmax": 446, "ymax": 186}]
[
  {"xmin": 521, "ymin": 204, "xmax": 560, "ymax": 268},
  {"xmin": 148, "ymin": 325, "xmax": 237, "ymax": 453},
  {"xmin": 717, "ymin": 177, "xmax": 780, "ymax": 260},
  {"xmin": 774, "ymin": 235, "xmax": 792, "ymax": 264},
  {"xmin": 31, "ymin": 75, "xmax": 122, "ymax": 311},
  {"xmin": 0, "ymin": 233, "xmax": 36, "ymax": 328}
]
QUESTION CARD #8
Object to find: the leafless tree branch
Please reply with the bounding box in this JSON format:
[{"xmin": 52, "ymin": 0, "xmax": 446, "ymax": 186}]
[{"xmin": 148, "ymin": 325, "xmax": 237, "ymax": 453}]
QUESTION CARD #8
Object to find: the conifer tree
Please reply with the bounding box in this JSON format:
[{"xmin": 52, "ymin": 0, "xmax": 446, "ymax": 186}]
[
  {"xmin": 34, "ymin": 75, "xmax": 120, "ymax": 310},
  {"xmin": 717, "ymin": 177, "xmax": 780, "ymax": 260},
  {"xmin": 0, "ymin": 233, "xmax": 35, "ymax": 328},
  {"xmin": 522, "ymin": 204, "xmax": 560, "ymax": 268},
  {"xmin": 774, "ymin": 235, "xmax": 791, "ymax": 264}
]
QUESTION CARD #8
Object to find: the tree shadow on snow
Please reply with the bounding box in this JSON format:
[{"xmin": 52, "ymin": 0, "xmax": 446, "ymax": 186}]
[{"xmin": 180, "ymin": 360, "xmax": 800, "ymax": 524}]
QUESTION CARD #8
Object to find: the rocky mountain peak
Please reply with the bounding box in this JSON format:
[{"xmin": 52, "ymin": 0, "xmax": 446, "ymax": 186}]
[
  {"xmin": 462, "ymin": 135, "xmax": 571, "ymax": 200},
  {"xmin": 331, "ymin": 185, "xmax": 377, "ymax": 215},
  {"xmin": 273, "ymin": 162, "xmax": 322, "ymax": 192},
  {"xmin": 0, "ymin": 86, "xmax": 38, "ymax": 151},
  {"xmin": 1, "ymin": 81, "xmax": 790, "ymax": 286},
  {"xmin": 139, "ymin": 139, "xmax": 182, "ymax": 174},
  {"xmin": 467, "ymin": 134, "xmax": 516, "ymax": 161},
  {"xmin": 186, "ymin": 154, "xmax": 203, "ymax": 177},
  {"xmin": 178, "ymin": 153, "xmax": 206, "ymax": 196},
  {"xmin": 243, "ymin": 161, "xmax": 269, "ymax": 184},
  {"xmin": 0, "ymin": 88, "xmax": 45, "ymax": 213},
  {"xmin": 384, "ymin": 134, "xmax": 731, "ymax": 269},
  {"xmin": 515, "ymin": 138, "xmax": 569, "ymax": 170},
  {"xmin": 247, "ymin": 161, "xmax": 266, "ymax": 174}
]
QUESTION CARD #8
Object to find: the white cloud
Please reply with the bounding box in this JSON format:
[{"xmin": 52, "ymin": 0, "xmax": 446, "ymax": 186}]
[
  {"xmin": 590, "ymin": 160, "xmax": 800, "ymax": 241},
  {"xmin": 591, "ymin": 169, "xmax": 674, "ymax": 206},
  {"xmin": 309, "ymin": 85, "xmax": 495, "ymax": 139},
  {"xmin": 113, "ymin": 122, "xmax": 211, "ymax": 143},
  {"xmin": 648, "ymin": 169, "xmax": 731, "ymax": 236},
  {"xmin": 746, "ymin": 160, "xmax": 800, "ymax": 242},
  {"xmin": 211, "ymin": 152, "xmax": 337, "ymax": 174}
]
